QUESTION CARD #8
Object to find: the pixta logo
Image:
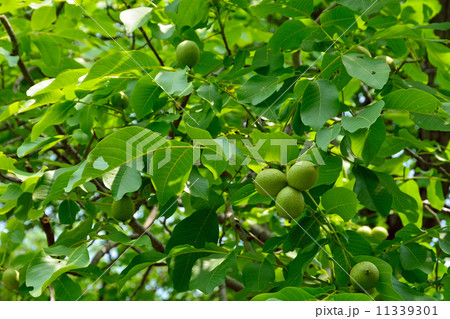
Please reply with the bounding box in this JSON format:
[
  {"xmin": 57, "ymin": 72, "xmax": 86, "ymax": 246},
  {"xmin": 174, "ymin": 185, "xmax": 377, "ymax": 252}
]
[{"xmin": 125, "ymin": 131, "xmax": 324, "ymax": 174}]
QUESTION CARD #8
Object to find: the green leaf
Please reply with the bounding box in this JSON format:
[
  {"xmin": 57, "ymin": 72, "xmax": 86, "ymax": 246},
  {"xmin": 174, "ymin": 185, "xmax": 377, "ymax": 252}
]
[
  {"xmin": 13, "ymin": 192, "xmax": 33, "ymax": 220},
  {"xmin": 316, "ymin": 155, "xmax": 342, "ymax": 186},
  {"xmin": 377, "ymin": 172, "xmax": 419, "ymax": 223},
  {"xmin": 252, "ymin": 287, "xmax": 317, "ymax": 301},
  {"xmin": 336, "ymin": 0, "xmax": 375, "ymax": 12},
  {"xmin": 283, "ymin": 216, "xmax": 320, "ymax": 252},
  {"xmin": 320, "ymin": 6, "xmax": 357, "ymax": 36},
  {"xmin": 130, "ymin": 76, "xmax": 163, "ymax": 119},
  {"xmin": 269, "ymin": 19, "xmax": 319, "ymax": 51},
  {"xmin": 341, "ymin": 101, "xmax": 385, "ymax": 133},
  {"xmin": 119, "ymin": 7, "xmax": 152, "ymax": 33},
  {"xmin": 154, "ymin": 69, "xmax": 193, "ymax": 96},
  {"xmin": 30, "ymin": 101, "xmax": 74, "ymax": 141},
  {"xmin": 427, "ymin": 178, "xmax": 445, "ymax": 210},
  {"xmin": 31, "ymin": 5, "xmax": 56, "ymax": 31},
  {"xmin": 33, "ymin": 34, "xmax": 61, "ymax": 68},
  {"xmin": 439, "ymin": 232, "xmax": 450, "ymax": 254},
  {"xmin": 285, "ymin": 244, "xmax": 320, "ymax": 287},
  {"xmin": 301, "ymin": 79, "xmax": 340, "ymax": 130},
  {"xmin": 411, "ymin": 112, "xmax": 450, "ymax": 131},
  {"xmin": 150, "ymin": 141, "xmax": 194, "ymax": 205},
  {"xmin": 243, "ymin": 258, "xmax": 275, "ymax": 291},
  {"xmin": 118, "ymin": 251, "xmax": 166, "ymax": 287},
  {"xmin": 251, "ymin": 0, "xmax": 314, "ymax": 17},
  {"xmin": 342, "ymin": 54, "xmax": 390, "ymax": 89},
  {"xmin": 0, "ymin": 152, "xmax": 16, "ymax": 170},
  {"xmin": 322, "ymin": 188, "xmax": 358, "ymax": 221},
  {"xmin": 58, "ymin": 199, "xmax": 79, "ymax": 224},
  {"xmin": 236, "ymin": 74, "xmax": 282, "ymax": 105},
  {"xmin": 197, "ymin": 84, "xmax": 222, "ymax": 113},
  {"xmin": 165, "ymin": 210, "xmax": 219, "ymax": 291},
  {"xmin": 316, "ymin": 124, "xmax": 341, "ymax": 152},
  {"xmin": 73, "ymin": 127, "xmax": 168, "ymax": 192},
  {"xmin": 345, "ymin": 230, "xmax": 373, "ymax": 256},
  {"xmin": 352, "ymin": 165, "xmax": 392, "ymax": 216},
  {"xmin": 26, "ymin": 246, "xmax": 89, "ymax": 297},
  {"xmin": 52, "ymin": 274, "xmax": 82, "ymax": 301},
  {"xmin": 176, "ymin": 0, "xmax": 210, "ymax": 29},
  {"xmin": 102, "ymin": 165, "xmax": 142, "ymax": 201},
  {"xmin": 391, "ymin": 277, "xmax": 437, "ymax": 301},
  {"xmin": 20, "ymin": 136, "xmax": 63, "ymax": 159},
  {"xmin": 347, "ymin": 117, "xmax": 386, "ymax": 164},
  {"xmin": 190, "ymin": 252, "xmax": 236, "ymax": 294},
  {"xmin": 149, "ymin": 23, "xmax": 175, "ymax": 40},
  {"xmin": 400, "ymin": 243, "xmax": 435, "ymax": 274},
  {"xmin": 383, "ymin": 89, "xmax": 441, "ymax": 113},
  {"xmin": 55, "ymin": 219, "xmax": 93, "ymax": 247},
  {"xmin": 83, "ymin": 51, "xmax": 157, "ymax": 82}
]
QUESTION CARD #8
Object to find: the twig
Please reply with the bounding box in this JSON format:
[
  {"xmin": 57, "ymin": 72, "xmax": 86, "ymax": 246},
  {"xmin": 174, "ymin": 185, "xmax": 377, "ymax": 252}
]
[
  {"xmin": 91, "ymin": 242, "xmax": 120, "ymax": 265},
  {"xmin": 214, "ymin": 4, "xmax": 232, "ymax": 56},
  {"xmin": 0, "ymin": 15, "xmax": 34, "ymax": 86},
  {"xmin": 139, "ymin": 28, "xmax": 164, "ymax": 66},
  {"xmin": 129, "ymin": 266, "xmax": 152, "ymax": 300},
  {"xmin": 40, "ymin": 215, "xmax": 55, "ymax": 246},
  {"xmin": 56, "ymin": 2, "xmax": 65, "ymax": 16}
]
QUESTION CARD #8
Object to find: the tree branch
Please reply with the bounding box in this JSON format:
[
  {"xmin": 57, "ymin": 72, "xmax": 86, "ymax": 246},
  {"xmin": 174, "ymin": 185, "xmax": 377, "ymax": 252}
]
[
  {"xmin": 128, "ymin": 218, "xmax": 165, "ymax": 253},
  {"xmin": 214, "ymin": 4, "xmax": 232, "ymax": 56},
  {"xmin": 40, "ymin": 215, "xmax": 55, "ymax": 246},
  {"xmin": 139, "ymin": 27, "xmax": 164, "ymax": 66},
  {"xmin": 0, "ymin": 15, "xmax": 34, "ymax": 86},
  {"xmin": 225, "ymin": 276, "xmax": 244, "ymax": 292}
]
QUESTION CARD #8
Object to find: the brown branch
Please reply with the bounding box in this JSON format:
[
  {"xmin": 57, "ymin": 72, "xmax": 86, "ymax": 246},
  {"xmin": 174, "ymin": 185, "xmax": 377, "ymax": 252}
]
[
  {"xmin": 139, "ymin": 28, "xmax": 164, "ymax": 66},
  {"xmin": 0, "ymin": 15, "xmax": 34, "ymax": 86},
  {"xmin": 129, "ymin": 266, "xmax": 152, "ymax": 300},
  {"xmin": 91, "ymin": 242, "xmax": 120, "ymax": 265},
  {"xmin": 219, "ymin": 283, "xmax": 227, "ymax": 301},
  {"xmin": 40, "ymin": 215, "xmax": 55, "ymax": 246},
  {"xmin": 56, "ymin": 2, "xmax": 65, "ymax": 16},
  {"xmin": 214, "ymin": 4, "xmax": 232, "ymax": 56},
  {"xmin": 128, "ymin": 218, "xmax": 165, "ymax": 253},
  {"xmin": 225, "ymin": 276, "xmax": 244, "ymax": 292},
  {"xmin": 0, "ymin": 172, "xmax": 22, "ymax": 184}
]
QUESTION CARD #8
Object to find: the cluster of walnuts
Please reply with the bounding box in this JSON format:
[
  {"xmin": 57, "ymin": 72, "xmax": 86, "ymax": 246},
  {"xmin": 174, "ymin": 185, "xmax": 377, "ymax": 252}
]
[{"xmin": 254, "ymin": 161, "xmax": 319, "ymax": 220}]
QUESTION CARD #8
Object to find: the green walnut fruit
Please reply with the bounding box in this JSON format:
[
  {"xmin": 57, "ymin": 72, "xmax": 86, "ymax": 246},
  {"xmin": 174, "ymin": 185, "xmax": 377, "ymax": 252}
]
[
  {"xmin": 2, "ymin": 269, "xmax": 20, "ymax": 290},
  {"xmin": 254, "ymin": 169, "xmax": 287, "ymax": 198},
  {"xmin": 375, "ymin": 55, "xmax": 395, "ymax": 72},
  {"xmin": 73, "ymin": 129, "xmax": 90, "ymax": 144},
  {"xmin": 350, "ymin": 261, "xmax": 379, "ymax": 292},
  {"xmin": 356, "ymin": 226, "xmax": 372, "ymax": 238},
  {"xmin": 372, "ymin": 226, "xmax": 389, "ymax": 241},
  {"xmin": 176, "ymin": 40, "xmax": 201, "ymax": 68},
  {"xmin": 111, "ymin": 196, "xmax": 135, "ymax": 222},
  {"xmin": 287, "ymin": 161, "xmax": 319, "ymax": 191},
  {"xmin": 275, "ymin": 186, "xmax": 304, "ymax": 220},
  {"xmin": 353, "ymin": 46, "xmax": 372, "ymax": 57},
  {"xmin": 111, "ymin": 92, "xmax": 129, "ymax": 109}
]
